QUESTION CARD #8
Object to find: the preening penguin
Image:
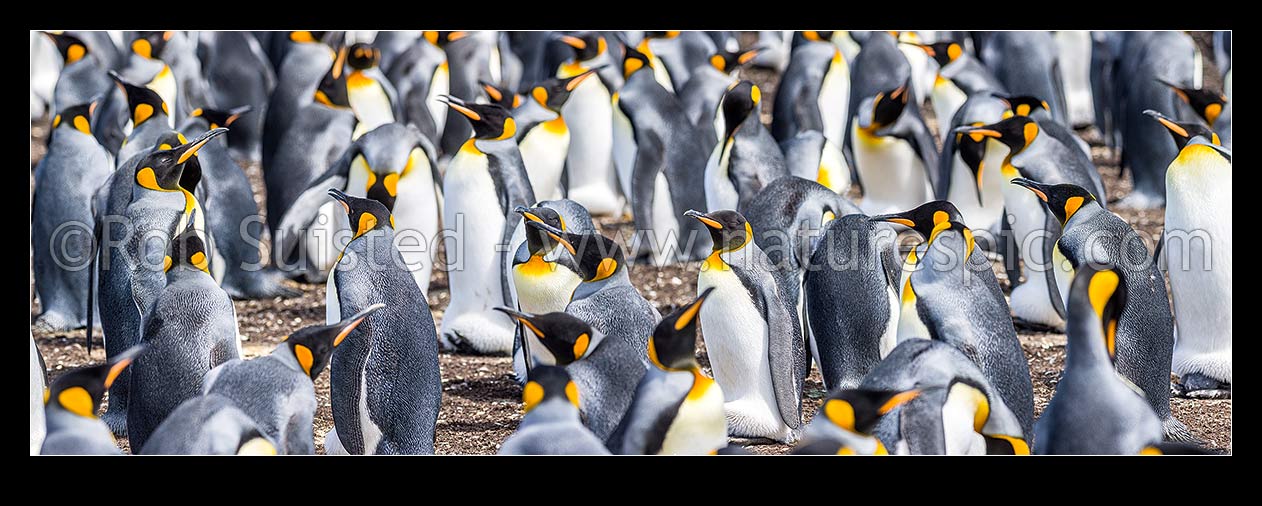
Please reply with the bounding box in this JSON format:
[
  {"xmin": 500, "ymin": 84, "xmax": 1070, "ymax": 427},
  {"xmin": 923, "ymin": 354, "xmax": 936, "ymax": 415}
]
[
  {"xmin": 205, "ymin": 304, "xmax": 383, "ymax": 454},
  {"xmin": 438, "ymin": 96, "xmax": 535, "ymax": 355},
  {"xmin": 139, "ymin": 394, "xmax": 278, "ymax": 455},
  {"xmin": 608, "ymin": 290, "xmax": 728, "ymax": 455},
  {"xmin": 494, "ymin": 309, "xmax": 645, "ymax": 443},
  {"xmin": 554, "ymin": 32, "xmax": 624, "ymax": 216},
  {"xmin": 498, "ymin": 366, "xmax": 610, "ymax": 455},
  {"xmin": 686, "ymin": 209, "xmax": 806, "ymax": 443},
  {"xmin": 851, "ymin": 78, "xmax": 939, "ymax": 215},
  {"xmin": 324, "ymin": 190, "xmax": 441, "ymax": 455},
  {"xmin": 704, "ymin": 80, "xmax": 787, "ymax": 212},
  {"xmin": 40, "ymin": 346, "xmax": 144, "ymax": 455}
]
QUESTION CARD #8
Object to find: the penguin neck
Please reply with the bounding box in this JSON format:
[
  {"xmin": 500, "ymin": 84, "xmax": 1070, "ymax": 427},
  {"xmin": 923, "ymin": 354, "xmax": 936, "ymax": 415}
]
[
  {"xmin": 1065, "ymin": 311, "xmax": 1115, "ymax": 372},
  {"xmin": 166, "ymin": 263, "xmax": 208, "ymax": 283},
  {"xmin": 573, "ymin": 268, "xmax": 629, "ymax": 300},
  {"xmin": 524, "ymin": 398, "xmax": 582, "ymax": 425},
  {"xmin": 270, "ymin": 344, "xmax": 307, "ymax": 375}
]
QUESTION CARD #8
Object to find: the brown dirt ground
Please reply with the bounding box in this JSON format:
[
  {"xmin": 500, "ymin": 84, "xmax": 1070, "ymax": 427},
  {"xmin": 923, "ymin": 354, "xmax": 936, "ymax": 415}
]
[{"xmin": 31, "ymin": 31, "xmax": 1230, "ymax": 455}]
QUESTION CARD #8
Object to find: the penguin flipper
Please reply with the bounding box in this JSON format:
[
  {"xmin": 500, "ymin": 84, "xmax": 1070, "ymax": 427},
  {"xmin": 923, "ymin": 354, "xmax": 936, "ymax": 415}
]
[
  {"xmin": 908, "ymin": 121, "xmax": 941, "ymax": 193},
  {"xmin": 629, "ymin": 133, "xmax": 666, "ymax": 261},
  {"xmin": 606, "ymin": 372, "xmax": 691, "ymax": 454},
  {"xmin": 1042, "ymin": 214, "xmax": 1068, "ymax": 320},
  {"xmin": 742, "ymin": 265, "xmax": 805, "ymax": 430},
  {"xmin": 1000, "ymin": 207, "xmax": 1022, "ymax": 288},
  {"xmin": 875, "ymin": 221, "xmax": 903, "ymax": 291},
  {"xmin": 934, "ymin": 124, "xmax": 959, "ymax": 200},
  {"xmin": 272, "ymin": 175, "xmax": 349, "ymax": 267}
]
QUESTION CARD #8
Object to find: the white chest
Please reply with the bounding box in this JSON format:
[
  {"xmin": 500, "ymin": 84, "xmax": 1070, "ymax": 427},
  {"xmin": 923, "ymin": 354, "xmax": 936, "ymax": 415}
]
[
  {"xmin": 611, "ymin": 102, "xmax": 637, "ymax": 199},
  {"xmin": 818, "ymin": 60, "xmax": 850, "ymax": 147},
  {"xmin": 853, "ymin": 122, "xmax": 930, "ymax": 214},
  {"xmin": 660, "ymin": 380, "xmax": 727, "ymax": 455},
  {"xmin": 698, "ymin": 266, "xmax": 771, "ymax": 400},
  {"xmin": 704, "ymin": 139, "xmax": 738, "ymax": 212}
]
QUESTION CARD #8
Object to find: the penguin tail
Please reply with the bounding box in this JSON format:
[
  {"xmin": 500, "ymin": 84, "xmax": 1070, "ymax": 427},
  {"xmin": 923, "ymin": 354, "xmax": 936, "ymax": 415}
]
[
  {"xmin": 229, "ymin": 268, "xmax": 302, "ymax": 300},
  {"xmin": 1162, "ymin": 416, "xmax": 1200, "ymax": 444}
]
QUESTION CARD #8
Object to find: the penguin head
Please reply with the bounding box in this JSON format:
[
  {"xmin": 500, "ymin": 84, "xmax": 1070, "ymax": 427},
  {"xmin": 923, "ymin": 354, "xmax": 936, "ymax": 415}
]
[
  {"xmin": 314, "ymin": 45, "xmax": 351, "ymax": 109},
  {"xmin": 283, "ymin": 303, "xmax": 385, "ymax": 380},
  {"xmin": 235, "ymin": 433, "xmax": 279, "ymax": 456},
  {"xmin": 328, "ymin": 188, "xmax": 394, "ymax": 238},
  {"xmin": 955, "ymin": 115, "xmax": 1038, "ymax": 153},
  {"xmin": 858, "ymin": 80, "xmax": 911, "ymax": 134},
  {"xmin": 1010, "ymin": 178, "xmax": 1098, "ymax": 227},
  {"xmin": 685, "ymin": 209, "xmax": 752, "ymax": 253},
  {"xmin": 621, "ymin": 43, "xmax": 654, "ymax": 79},
  {"xmin": 556, "ymin": 32, "xmax": 607, "ymax": 62},
  {"xmin": 942, "ymin": 379, "xmax": 1031, "ymax": 455},
  {"xmin": 516, "ymin": 205, "xmax": 567, "ymax": 256},
  {"xmin": 45, "ymin": 345, "xmax": 145, "ymax": 419},
  {"xmin": 525, "ymin": 221, "xmax": 625, "ymax": 282},
  {"xmin": 529, "ymin": 69, "xmax": 598, "ymax": 113},
  {"xmin": 43, "ymin": 31, "xmax": 90, "ymax": 65},
  {"xmin": 164, "ymin": 211, "xmax": 210, "ymax": 274},
  {"xmin": 800, "ymin": 31, "xmax": 836, "ymax": 42},
  {"xmin": 721, "ymin": 80, "xmax": 762, "ymax": 140},
  {"xmin": 439, "ymin": 95, "xmax": 516, "ymax": 140},
  {"xmin": 709, "ymin": 47, "xmax": 762, "ymax": 74},
  {"xmin": 288, "ymin": 31, "xmax": 330, "ymax": 44},
  {"xmin": 494, "ymin": 308, "xmax": 598, "ymax": 365},
  {"xmin": 994, "ymin": 93, "xmax": 1051, "ymax": 119},
  {"xmin": 481, "ymin": 81, "xmax": 522, "ymax": 110},
  {"xmin": 521, "ymin": 365, "xmax": 580, "ymax": 414},
  {"xmin": 923, "ymin": 220, "xmax": 977, "ymax": 262},
  {"xmin": 109, "ymin": 70, "xmax": 170, "ymax": 128},
  {"xmin": 131, "ymin": 31, "xmax": 174, "ymax": 60},
  {"xmin": 346, "ymin": 43, "xmax": 381, "ymax": 71},
  {"xmin": 1158, "ymin": 78, "xmax": 1228, "ymax": 125},
  {"xmin": 134, "ymin": 127, "xmax": 227, "ymax": 193},
  {"xmin": 1144, "ymin": 109, "xmax": 1221, "ymax": 150},
  {"xmin": 648, "ymin": 288, "xmax": 713, "ymax": 371},
  {"xmin": 913, "ymin": 41, "xmax": 965, "ymax": 68},
  {"xmin": 1067, "ymin": 264, "xmax": 1128, "ymax": 363},
  {"xmin": 820, "ymin": 388, "xmax": 921, "ymax": 435},
  {"xmin": 51, "ymin": 100, "xmax": 98, "ymax": 136},
  {"xmin": 188, "ymin": 105, "xmax": 253, "ymax": 131},
  {"xmin": 422, "ymin": 31, "xmax": 469, "ymax": 48},
  {"xmin": 870, "ymin": 200, "xmax": 964, "ymax": 239}
]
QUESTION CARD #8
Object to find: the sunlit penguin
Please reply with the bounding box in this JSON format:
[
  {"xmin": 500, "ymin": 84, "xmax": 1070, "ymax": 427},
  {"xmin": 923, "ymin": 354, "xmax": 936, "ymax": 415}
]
[
  {"xmin": 792, "ymin": 388, "xmax": 919, "ymax": 455},
  {"xmin": 555, "ymin": 32, "xmax": 624, "ymax": 216},
  {"xmin": 705, "ymin": 80, "xmax": 787, "ymax": 212},
  {"xmin": 851, "ymin": 79, "xmax": 939, "ymax": 215},
  {"xmin": 40, "ymin": 345, "xmax": 144, "ymax": 455},
  {"xmin": 513, "ymin": 70, "xmax": 597, "ymax": 202}
]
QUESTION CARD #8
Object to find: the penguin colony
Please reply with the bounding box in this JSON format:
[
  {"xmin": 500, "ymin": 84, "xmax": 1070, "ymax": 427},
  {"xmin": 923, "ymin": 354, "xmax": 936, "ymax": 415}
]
[{"xmin": 30, "ymin": 30, "xmax": 1230, "ymax": 455}]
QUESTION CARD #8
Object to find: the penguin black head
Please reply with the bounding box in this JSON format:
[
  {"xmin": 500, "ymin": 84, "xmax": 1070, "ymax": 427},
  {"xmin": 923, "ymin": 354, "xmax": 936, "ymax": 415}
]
[
  {"xmin": 622, "ymin": 43, "xmax": 653, "ymax": 79},
  {"xmin": 923, "ymin": 220, "xmax": 977, "ymax": 262},
  {"xmin": 131, "ymin": 31, "xmax": 174, "ymax": 60},
  {"xmin": 165, "ymin": 211, "xmax": 209, "ymax": 274},
  {"xmin": 45, "ymin": 345, "xmax": 145, "ymax": 419},
  {"xmin": 870, "ymin": 200, "xmax": 964, "ymax": 239},
  {"xmin": 43, "ymin": 32, "xmax": 90, "ymax": 65},
  {"xmin": 1158, "ymin": 78, "xmax": 1228, "ymax": 125},
  {"xmin": 525, "ymin": 221, "xmax": 625, "ymax": 282},
  {"xmin": 284, "ymin": 303, "xmax": 384, "ymax": 380},
  {"xmin": 288, "ymin": 31, "xmax": 330, "ymax": 44},
  {"xmin": 709, "ymin": 47, "xmax": 762, "ymax": 74},
  {"xmin": 109, "ymin": 70, "xmax": 170, "ymax": 127},
  {"xmin": 556, "ymin": 32, "xmax": 607, "ymax": 62},
  {"xmin": 347, "ymin": 43, "xmax": 381, "ymax": 71},
  {"xmin": 862, "ymin": 81, "xmax": 911, "ymax": 133},
  {"xmin": 721, "ymin": 80, "xmax": 762, "ymax": 140},
  {"xmin": 516, "ymin": 205, "xmax": 567, "ymax": 256},
  {"xmin": 994, "ymin": 93, "xmax": 1051, "ymax": 119},
  {"xmin": 1143, "ymin": 109, "xmax": 1221, "ymax": 150},
  {"xmin": 188, "ymin": 105, "xmax": 253, "ymax": 131},
  {"xmin": 684, "ymin": 209, "xmax": 752, "ymax": 253},
  {"xmin": 494, "ymin": 308, "xmax": 597, "ymax": 365},
  {"xmin": 529, "ymin": 69, "xmax": 598, "ymax": 113},
  {"xmin": 328, "ymin": 188, "xmax": 394, "ymax": 238},
  {"xmin": 521, "ymin": 365, "xmax": 580, "ymax": 413},
  {"xmin": 52, "ymin": 100, "xmax": 98, "ymax": 136},
  {"xmin": 134, "ymin": 128, "xmax": 227, "ymax": 193},
  {"xmin": 914, "ymin": 41, "xmax": 965, "ymax": 68},
  {"xmin": 800, "ymin": 31, "xmax": 836, "ymax": 43},
  {"xmin": 1010, "ymin": 178, "xmax": 1098, "ymax": 227},
  {"xmin": 481, "ymin": 81, "xmax": 522, "ymax": 110},
  {"xmin": 821, "ymin": 388, "xmax": 921, "ymax": 435},
  {"xmin": 648, "ymin": 288, "xmax": 713, "ymax": 371},
  {"xmin": 1067, "ymin": 264, "xmax": 1127, "ymax": 363},
  {"xmin": 955, "ymin": 115, "xmax": 1038, "ymax": 153},
  {"xmin": 314, "ymin": 45, "xmax": 351, "ymax": 109},
  {"xmin": 440, "ymin": 95, "xmax": 516, "ymax": 140},
  {"xmin": 422, "ymin": 31, "xmax": 469, "ymax": 48}
]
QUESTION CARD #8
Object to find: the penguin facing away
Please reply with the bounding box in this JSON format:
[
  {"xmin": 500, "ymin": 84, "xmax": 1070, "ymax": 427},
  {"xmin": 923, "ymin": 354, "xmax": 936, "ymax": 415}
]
[
  {"xmin": 139, "ymin": 394, "xmax": 278, "ymax": 455},
  {"xmin": 40, "ymin": 345, "xmax": 144, "ymax": 455},
  {"xmin": 498, "ymin": 366, "xmax": 610, "ymax": 455}
]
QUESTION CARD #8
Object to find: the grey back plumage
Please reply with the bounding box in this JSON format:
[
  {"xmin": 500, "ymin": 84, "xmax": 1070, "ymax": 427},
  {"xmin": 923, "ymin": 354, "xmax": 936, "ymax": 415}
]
[
  {"xmin": 204, "ymin": 355, "xmax": 317, "ymax": 454},
  {"xmin": 140, "ymin": 394, "xmax": 272, "ymax": 455},
  {"xmin": 499, "ymin": 398, "xmax": 610, "ymax": 455},
  {"xmin": 606, "ymin": 368, "xmax": 694, "ymax": 455},
  {"xmin": 565, "ymin": 333, "xmax": 647, "ymax": 442}
]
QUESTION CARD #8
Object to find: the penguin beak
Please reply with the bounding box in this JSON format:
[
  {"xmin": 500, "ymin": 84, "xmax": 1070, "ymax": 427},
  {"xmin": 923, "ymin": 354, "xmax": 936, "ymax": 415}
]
[
  {"xmin": 227, "ymin": 105, "xmax": 254, "ymax": 125},
  {"xmin": 954, "ymin": 125, "xmax": 1002, "ymax": 139},
  {"xmin": 438, "ymin": 95, "xmax": 481, "ymax": 121},
  {"xmin": 869, "ymin": 212, "xmax": 916, "ymax": 229},
  {"xmin": 327, "ymin": 188, "xmax": 352, "ymax": 213},
  {"xmin": 332, "ymin": 302, "xmax": 385, "ymax": 347},
  {"xmin": 1010, "ymin": 178, "xmax": 1050, "ymax": 202},
  {"xmin": 673, "ymin": 287, "xmax": 716, "ymax": 331},
  {"xmin": 566, "ymin": 69, "xmax": 598, "ymax": 91},
  {"xmin": 684, "ymin": 210, "xmax": 723, "ymax": 229},
  {"xmin": 517, "ymin": 205, "xmax": 545, "ymax": 225},
  {"xmin": 1142, "ymin": 109, "xmax": 1189, "ymax": 138},
  {"xmin": 174, "ymin": 127, "xmax": 228, "ymax": 164},
  {"xmin": 480, "ymin": 81, "xmax": 505, "ymax": 102},
  {"xmin": 104, "ymin": 344, "xmax": 147, "ymax": 389},
  {"xmin": 557, "ymin": 35, "xmax": 586, "ymax": 50},
  {"xmin": 737, "ymin": 47, "xmax": 764, "ymax": 65},
  {"xmin": 525, "ymin": 220, "xmax": 577, "ymax": 255},
  {"xmin": 493, "ymin": 307, "xmax": 547, "ymax": 338}
]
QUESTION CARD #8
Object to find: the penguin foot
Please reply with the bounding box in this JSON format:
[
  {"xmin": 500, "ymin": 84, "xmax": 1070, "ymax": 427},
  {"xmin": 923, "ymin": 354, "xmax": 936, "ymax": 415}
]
[
  {"xmin": 1011, "ymin": 318, "xmax": 1064, "ymax": 334},
  {"xmin": 1172, "ymin": 374, "xmax": 1231, "ymax": 399},
  {"xmin": 31, "ymin": 312, "xmax": 79, "ymax": 334},
  {"xmin": 101, "ymin": 409, "xmax": 127, "ymax": 437},
  {"xmin": 1113, "ymin": 192, "xmax": 1165, "ymax": 210},
  {"xmin": 441, "ymin": 331, "xmax": 499, "ymax": 356}
]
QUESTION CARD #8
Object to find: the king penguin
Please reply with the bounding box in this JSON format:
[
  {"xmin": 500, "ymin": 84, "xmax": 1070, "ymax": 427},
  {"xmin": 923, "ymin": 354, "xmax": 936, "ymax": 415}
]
[
  {"xmin": 1034, "ymin": 265, "xmax": 1168, "ymax": 454},
  {"xmin": 555, "ymin": 32, "xmax": 624, "ymax": 216},
  {"xmin": 976, "ymin": 31, "xmax": 1070, "ymax": 126},
  {"xmin": 204, "ymin": 304, "xmax": 383, "ymax": 454},
  {"xmin": 792, "ymin": 388, "xmax": 918, "ymax": 455},
  {"xmin": 770, "ymin": 40, "xmax": 850, "ymax": 183},
  {"xmin": 705, "ymin": 80, "xmax": 787, "ymax": 212},
  {"xmin": 498, "ymin": 366, "xmax": 610, "ymax": 455},
  {"xmin": 138, "ymin": 394, "xmax": 277, "ymax": 455},
  {"xmin": 1011, "ymin": 178, "xmax": 1191, "ymax": 441},
  {"xmin": 437, "ymin": 31, "xmax": 501, "ymax": 157},
  {"xmin": 40, "ymin": 345, "xmax": 144, "ymax": 455},
  {"xmin": 494, "ymin": 308, "xmax": 646, "ymax": 443},
  {"xmin": 1148, "ymin": 118, "xmax": 1232, "ymax": 399},
  {"xmin": 514, "ymin": 69, "xmax": 598, "ymax": 202},
  {"xmin": 323, "ymin": 190, "xmax": 441, "ymax": 455},
  {"xmin": 685, "ymin": 209, "xmax": 806, "ymax": 443},
  {"xmin": 387, "ymin": 31, "xmax": 451, "ymax": 145},
  {"xmin": 199, "ymin": 31, "xmax": 275, "ymax": 162},
  {"xmin": 32, "ymin": 100, "xmax": 112, "ymax": 332},
  {"xmin": 438, "ymin": 97, "xmax": 535, "ymax": 355},
  {"xmin": 934, "ymin": 94, "xmax": 1009, "ymax": 235},
  {"xmin": 614, "ymin": 46, "xmax": 711, "ymax": 264},
  {"xmin": 908, "ymin": 40, "xmax": 1005, "ymax": 140},
  {"xmin": 1055, "ymin": 30, "xmax": 1097, "ymax": 128},
  {"xmin": 113, "ymin": 71, "xmax": 174, "ymax": 165},
  {"xmin": 608, "ymin": 289, "xmax": 728, "ymax": 455},
  {"xmin": 678, "ymin": 46, "xmax": 761, "ymax": 154},
  {"xmin": 126, "ymin": 215, "xmax": 241, "ymax": 451},
  {"xmin": 345, "ymin": 43, "xmax": 400, "ymax": 139},
  {"xmin": 1162, "ymin": 79, "xmax": 1231, "ymax": 150},
  {"xmin": 128, "ymin": 31, "xmax": 208, "ymax": 120},
  {"xmin": 262, "ymin": 31, "xmax": 336, "ymax": 169},
  {"xmin": 851, "ymin": 78, "xmax": 939, "ymax": 214},
  {"xmin": 42, "ymin": 32, "xmax": 112, "ymax": 122}
]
